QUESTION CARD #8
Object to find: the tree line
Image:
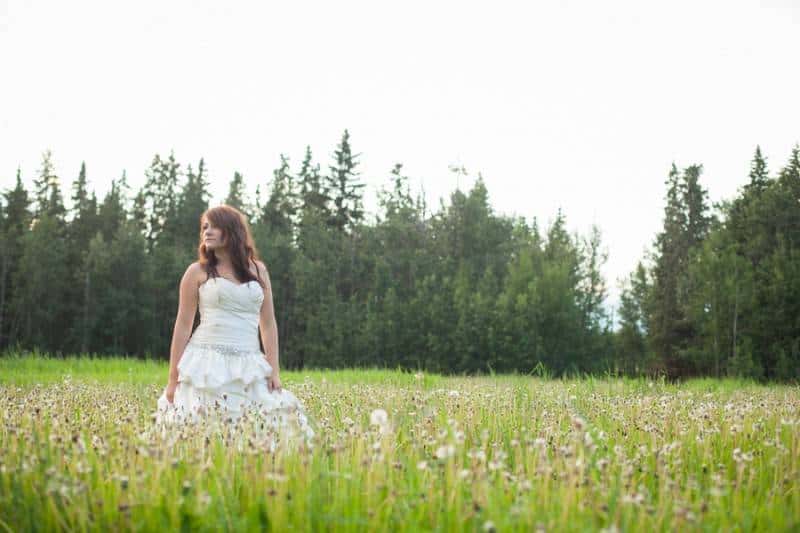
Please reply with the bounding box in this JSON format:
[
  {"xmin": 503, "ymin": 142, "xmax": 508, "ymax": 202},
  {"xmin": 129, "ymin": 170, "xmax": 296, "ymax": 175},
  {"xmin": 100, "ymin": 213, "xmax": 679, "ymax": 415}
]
[
  {"xmin": 1, "ymin": 131, "xmax": 798, "ymax": 379},
  {"xmin": 617, "ymin": 145, "xmax": 800, "ymax": 380}
]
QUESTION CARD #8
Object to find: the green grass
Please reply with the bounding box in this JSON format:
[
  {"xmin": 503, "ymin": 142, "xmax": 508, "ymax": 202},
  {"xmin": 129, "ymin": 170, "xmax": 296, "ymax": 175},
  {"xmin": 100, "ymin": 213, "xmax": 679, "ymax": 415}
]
[{"xmin": 1, "ymin": 353, "xmax": 798, "ymax": 531}]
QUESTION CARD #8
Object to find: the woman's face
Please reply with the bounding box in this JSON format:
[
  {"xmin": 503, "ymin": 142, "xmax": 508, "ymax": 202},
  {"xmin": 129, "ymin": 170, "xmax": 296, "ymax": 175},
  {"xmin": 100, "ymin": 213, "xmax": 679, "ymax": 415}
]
[{"xmin": 201, "ymin": 218, "xmax": 225, "ymax": 251}]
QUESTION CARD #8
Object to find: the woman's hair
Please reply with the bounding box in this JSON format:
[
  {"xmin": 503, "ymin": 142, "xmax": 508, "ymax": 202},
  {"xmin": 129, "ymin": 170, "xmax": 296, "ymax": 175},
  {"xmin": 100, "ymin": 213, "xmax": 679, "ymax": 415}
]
[{"xmin": 197, "ymin": 205, "xmax": 266, "ymax": 289}]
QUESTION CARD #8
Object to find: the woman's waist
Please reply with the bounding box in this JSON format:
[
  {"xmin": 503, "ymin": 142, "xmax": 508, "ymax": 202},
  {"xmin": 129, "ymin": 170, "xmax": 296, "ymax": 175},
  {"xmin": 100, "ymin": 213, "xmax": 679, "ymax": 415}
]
[{"xmin": 190, "ymin": 320, "xmax": 259, "ymax": 349}]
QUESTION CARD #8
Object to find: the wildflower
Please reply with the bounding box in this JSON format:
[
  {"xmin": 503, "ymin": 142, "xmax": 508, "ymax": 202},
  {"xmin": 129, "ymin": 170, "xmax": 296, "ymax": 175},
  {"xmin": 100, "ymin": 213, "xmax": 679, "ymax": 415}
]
[
  {"xmin": 467, "ymin": 449, "xmax": 486, "ymax": 461},
  {"xmin": 435, "ymin": 444, "xmax": 456, "ymax": 460},
  {"xmin": 369, "ymin": 409, "xmax": 388, "ymax": 427}
]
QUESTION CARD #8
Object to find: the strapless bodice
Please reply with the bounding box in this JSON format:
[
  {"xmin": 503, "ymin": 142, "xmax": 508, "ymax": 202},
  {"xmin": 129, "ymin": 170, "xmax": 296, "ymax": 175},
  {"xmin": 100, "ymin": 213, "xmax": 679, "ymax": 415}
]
[{"xmin": 188, "ymin": 276, "xmax": 265, "ymax": 351}]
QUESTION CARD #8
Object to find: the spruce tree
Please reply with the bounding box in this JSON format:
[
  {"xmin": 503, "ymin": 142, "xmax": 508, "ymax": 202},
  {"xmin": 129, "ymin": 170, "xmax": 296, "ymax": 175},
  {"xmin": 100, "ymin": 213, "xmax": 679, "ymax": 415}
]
[
  {"xmin": 746, "ymin": 146, "xmax": 769, "ymax": 194},
  {"xmin": 326, "ymin": 130, "xmax": 364, "ymax": 232},
  {"xmin": 98, "ymin": 173, "xmax": 129, "ymax": 242},
  {"xmin": 32, "ymin": 150, "xmax": 67, "ymax": 222},
  {"xmin": 649, "ymin": 163, "xmax": 690, "ymax": 377},
  {"xmin": 259, "ymin": 154, "xmax": 296, "ymax": 235},
  {"xmin": 225, "ymin": 171, "xmax": 250, "ymax": 216},
  {"xmin": 616, "ymin": 263, "xmax": 650, "ymax": 375},
  {"xmin": 176, "ymin": 158, "xmax": 211, "ymax": 251},
  {"xmin": 141, "ymin": 152, "xmax": 181, "ymax": 251},
  {"xmin": 0, "ymin": 170, "xmax": 32, "ymax": 347}
]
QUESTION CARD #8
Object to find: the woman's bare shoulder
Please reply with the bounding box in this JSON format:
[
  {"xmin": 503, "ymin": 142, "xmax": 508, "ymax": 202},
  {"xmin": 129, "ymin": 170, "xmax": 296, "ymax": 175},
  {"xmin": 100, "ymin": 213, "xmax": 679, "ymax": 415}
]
[{"xmin": 184, "ymin": 262, "xmax": 207, "ymax": 285}]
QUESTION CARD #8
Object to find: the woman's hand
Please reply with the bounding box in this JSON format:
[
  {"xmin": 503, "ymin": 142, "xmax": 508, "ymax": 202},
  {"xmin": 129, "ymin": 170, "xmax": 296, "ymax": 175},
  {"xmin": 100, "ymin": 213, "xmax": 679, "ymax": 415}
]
[
  {"xmin": 267, "ymin": 374, "xmax": 282, "ymax": 393},
  {"xmin": 166, "ymin": 379, "xmax": 178, "ymax": 404}
]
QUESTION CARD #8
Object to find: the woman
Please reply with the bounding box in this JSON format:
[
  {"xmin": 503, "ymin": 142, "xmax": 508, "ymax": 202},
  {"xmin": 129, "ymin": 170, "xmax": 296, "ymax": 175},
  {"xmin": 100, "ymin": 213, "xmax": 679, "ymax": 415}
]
[{"xmin": 155, "ymin": 205, "xmax": 314, "ymax": 443}]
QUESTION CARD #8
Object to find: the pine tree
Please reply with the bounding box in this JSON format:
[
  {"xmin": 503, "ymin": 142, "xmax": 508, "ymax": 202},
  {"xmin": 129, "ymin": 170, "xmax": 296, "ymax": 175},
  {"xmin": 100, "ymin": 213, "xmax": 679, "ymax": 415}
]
[
  {"xmin": 378, "ymin": 163, "xmax": 415, "ymax": 220},
  {"xmin": 774, "ymin": 143, "xmax": 800, "ymax": 246},
  {"xmin": 67, "ymin": 162, "xmax": 99, "ymax": 244},
  {"xmin": 10, "ymin": 213, "xmax": 70, "ymax": 351},
  {"xmin": 746, "ymin": 146, "xmax": 769, "ymax": 194},
  {"xmin": 64, "ymin": 162, "xmax": 101, "ymax": 353},
  {"xmin": 616, "ymin": 262, "xmax": 651, "ymax": 375},
  {"xmin": 225, "ymin": 171, "xmax": 250, "ymax": 216},
  {"xmin": 97, "ymin": 173, "xmax": 129, "ymax": 242},
  {"xmin": 71, "ymin": 162, "xmax": 89, "ymax": 215},
  {"xmin": 649, "ymin": 163, "xmax": 690, "ymax": 377},
  {"xmin": 131, "ymin": 188, "xmax": 148, "ymax": 237},
  {"xmin": 0, "ymin": 169, "xmax": 32, "ymax": 346},
  {"xmin": 577, "ymin": 225, "xmax": 609, "ymax": 338},
  {"xmin": 326, "ymin": 130, "xmax": 364, "ymax": 232},
  {"xmin": 298, "ymin": 146, "xmax": 330, "ymax": 215},
  {"xmin": 259, "ymin": 154, "xmax": 296, "ymax": 235},
  {"xmin": 32, "ymin": 150, "xmax": 67, "ymax": 222},
  {"xmin": 141, "ymin": 152, "xmax": 181, "ymax": 251},
  {"xmin": 176, "ymin": 158, "xmax": 211, "ymax": 251},
  {"xmin": 681, "ymin": 164, "xmax": 712, "ymax": 251}
]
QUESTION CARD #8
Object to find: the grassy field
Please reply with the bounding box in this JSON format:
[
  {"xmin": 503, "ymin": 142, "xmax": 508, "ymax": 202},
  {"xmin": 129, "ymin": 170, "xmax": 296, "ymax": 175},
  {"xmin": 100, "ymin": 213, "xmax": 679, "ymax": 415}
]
[{"xmin": 1, "ymin": 353, "xmax": 798, "ymax": 532}]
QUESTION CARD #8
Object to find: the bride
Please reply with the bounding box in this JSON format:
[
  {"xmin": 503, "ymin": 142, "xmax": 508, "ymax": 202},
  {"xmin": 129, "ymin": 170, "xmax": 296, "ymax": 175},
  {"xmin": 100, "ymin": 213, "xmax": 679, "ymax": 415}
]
[{"xmin": 155, "ymin": 205, "xmax": 314, "ymax": 443}]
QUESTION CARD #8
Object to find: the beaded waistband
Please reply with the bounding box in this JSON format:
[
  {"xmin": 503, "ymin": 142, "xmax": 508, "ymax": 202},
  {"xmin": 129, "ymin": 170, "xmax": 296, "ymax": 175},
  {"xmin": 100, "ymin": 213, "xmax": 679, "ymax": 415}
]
[{"xmin": 186, "ymin": 341, "xmax": 262, "ymax": 357}]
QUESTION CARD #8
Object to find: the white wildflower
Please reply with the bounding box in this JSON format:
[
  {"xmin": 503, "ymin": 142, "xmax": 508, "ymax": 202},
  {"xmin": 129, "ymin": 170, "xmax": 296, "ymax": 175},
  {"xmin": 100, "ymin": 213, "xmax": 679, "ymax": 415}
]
[
  {"xmin": 369, "ymin": 409, "xmax": 388, "ymax": 427},
  {"xmin": 435, "ymin": 444, "xmax": 456, "ymax": 460}
]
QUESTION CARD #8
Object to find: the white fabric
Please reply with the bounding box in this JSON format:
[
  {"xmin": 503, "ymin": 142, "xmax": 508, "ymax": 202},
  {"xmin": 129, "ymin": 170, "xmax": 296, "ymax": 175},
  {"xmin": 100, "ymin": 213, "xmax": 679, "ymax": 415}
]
[{"xmin": 154, "ymin": 276, "xmax": 315, "ymax": 443}]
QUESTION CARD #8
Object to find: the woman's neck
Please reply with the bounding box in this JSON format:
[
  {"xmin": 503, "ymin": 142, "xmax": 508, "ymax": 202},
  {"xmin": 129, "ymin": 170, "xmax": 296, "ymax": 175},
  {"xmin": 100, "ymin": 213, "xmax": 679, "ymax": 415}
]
[{"xmin": 214, "ymin": 249, "xmax": 232, "ymax": 268}]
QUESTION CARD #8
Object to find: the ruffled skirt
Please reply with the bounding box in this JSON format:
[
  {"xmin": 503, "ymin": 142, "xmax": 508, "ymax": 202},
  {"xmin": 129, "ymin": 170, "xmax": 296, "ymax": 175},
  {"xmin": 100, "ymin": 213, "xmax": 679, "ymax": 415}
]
[{"xmin": 154, "ymin": 341, "xmax": 315, "ymax": 446}]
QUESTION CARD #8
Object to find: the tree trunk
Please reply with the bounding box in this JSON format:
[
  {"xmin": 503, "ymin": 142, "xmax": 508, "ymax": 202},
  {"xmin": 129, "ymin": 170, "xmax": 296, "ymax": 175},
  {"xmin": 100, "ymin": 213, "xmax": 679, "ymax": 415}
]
[
  {"xmin": 82, "ymin": 269, "xmax": 90, "ymax": 354},
  {"xmin": 0, "ymin": 250, "xmax": 7, "ymax": 348},
  {"xmin": 732, "ymin": 263, "xmax": 739, "ymax": 364}
]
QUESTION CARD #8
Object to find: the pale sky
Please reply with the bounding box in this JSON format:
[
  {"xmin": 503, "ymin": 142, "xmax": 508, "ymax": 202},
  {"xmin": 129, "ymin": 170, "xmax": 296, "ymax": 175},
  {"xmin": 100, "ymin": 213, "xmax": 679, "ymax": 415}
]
[{"xmin": 1, "ymin": 0, "xmax": 799, "ymax": 315}]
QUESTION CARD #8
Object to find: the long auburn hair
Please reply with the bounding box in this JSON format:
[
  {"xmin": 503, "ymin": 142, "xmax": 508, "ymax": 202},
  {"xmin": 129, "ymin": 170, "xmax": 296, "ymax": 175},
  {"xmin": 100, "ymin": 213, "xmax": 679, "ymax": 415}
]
[{"xmin": 197, "ymin": 205, "xmax": 266, "ymax": 289}]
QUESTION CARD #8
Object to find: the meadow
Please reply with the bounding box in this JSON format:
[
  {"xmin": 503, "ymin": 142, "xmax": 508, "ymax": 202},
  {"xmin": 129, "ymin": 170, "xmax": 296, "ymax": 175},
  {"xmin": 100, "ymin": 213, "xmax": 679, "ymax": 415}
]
[{"xmin": 0, "ymin": 353, "xmax": 798, "ymax": 532}]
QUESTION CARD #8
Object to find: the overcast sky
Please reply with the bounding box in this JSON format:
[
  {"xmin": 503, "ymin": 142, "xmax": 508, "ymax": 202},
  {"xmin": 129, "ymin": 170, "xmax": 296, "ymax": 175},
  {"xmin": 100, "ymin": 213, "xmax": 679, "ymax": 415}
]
[{"xmin": 1, "ymin": 0, "xmax": 798, "ymax": 313}]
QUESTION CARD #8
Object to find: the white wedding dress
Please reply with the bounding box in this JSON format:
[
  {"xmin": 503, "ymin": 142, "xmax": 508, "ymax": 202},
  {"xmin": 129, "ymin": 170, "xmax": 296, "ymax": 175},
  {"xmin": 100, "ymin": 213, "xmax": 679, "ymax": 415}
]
[{"xmin": 155, "ymin": 276, "xmax": 315, "ymax": 444}]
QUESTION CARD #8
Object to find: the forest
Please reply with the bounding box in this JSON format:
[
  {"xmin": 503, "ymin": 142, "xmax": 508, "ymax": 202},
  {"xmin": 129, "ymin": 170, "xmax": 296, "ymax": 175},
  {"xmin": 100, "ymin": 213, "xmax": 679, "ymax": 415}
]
[{"xmin": 1, "ymin": 131, "xmax": 798, "ymax": 380}]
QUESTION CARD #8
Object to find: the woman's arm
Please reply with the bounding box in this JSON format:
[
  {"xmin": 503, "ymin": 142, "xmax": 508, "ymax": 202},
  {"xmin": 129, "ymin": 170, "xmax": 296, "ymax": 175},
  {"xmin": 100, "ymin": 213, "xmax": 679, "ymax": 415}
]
[
  {"xmin": 168, "ymin": 263, "xmax": 201, "ymax": 385},
  {"xmin": 256, "ymin": 261, "xmax": 280, "ymax": 379}
]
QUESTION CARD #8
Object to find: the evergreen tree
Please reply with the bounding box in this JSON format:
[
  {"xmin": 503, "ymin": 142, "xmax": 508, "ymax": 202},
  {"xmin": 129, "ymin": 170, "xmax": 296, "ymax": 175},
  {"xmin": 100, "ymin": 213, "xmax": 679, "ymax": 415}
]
[
  {"xmin": 64, "ymin": 162, "xmax": 101, "ymax": 353},
  {"xmin": 66, "ymin": 162, "xmax": 100, "ymax": 245},
  {"xmin": 577, "ymin": 225, "xmax": 609, "ymax": 333},
  {"xmin": 746, "ymin": 145, "xmax": 769, "ymax": 194},
  {"xmin": 326, "ymin": 130, "xmax": 364, "ymax": 232},
  {"xmin": 83, "ymin": 221, "xmax": 151, "ymax": 355},
  {"xmin": 681, "ymin": 164, "xmax": 712, "ymax": 250},
  {"xmin": 0, "ymin": 170, "xmax": 32, "ymax": 348},
  {"xmin": 296, "ymin": 146, "xmax": 332, "ymax": 257},
  {"xmin": 649, "ymin": 163, "xmax": 694, "ymax": 377},
  {"xmin": 686, "ymin": 226, "xmax": 756, "ymax": 377},
  {"xmin": 141, "ymin": 152, "xmax": 181, "ymax": 251},
  {"xmin": 616, "ymin": 262, "xmax": 651, "ymax": 374},
  {"xmin": 225, "ymin": 171, "xmax": 250, "ymax": 216},
  {"xmin": 9, "ymin": 213, "xmax": 70, "ymax": 352},
  {"xmin": 175, "ymin": 158, "xmax": 211, "ymax": 251},
  {"xmin": 97, "ymin": 172, "xmax": 129, "ymax": 242},
  {"xmin": 258, "ymin": 154, "xmax": 296, "ymax": 235},
  {"xmin": 32, "ymin": 150, "xmax": 67, "ymax": 222},
  {"xmin": 131, "ymin": 187, "xmax": 148, "ymax": 237},
  {"xmin": 375, "ymin": 164, "xmax": 428, "ymax": 296}
]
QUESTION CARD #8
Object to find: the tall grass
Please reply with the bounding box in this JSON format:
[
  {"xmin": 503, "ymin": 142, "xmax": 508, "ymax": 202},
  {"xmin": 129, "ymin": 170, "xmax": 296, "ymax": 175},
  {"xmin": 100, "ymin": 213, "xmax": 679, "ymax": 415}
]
[{"xmin": 1, "ymin": 353, "xmax": 798, "ymax": 531}]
